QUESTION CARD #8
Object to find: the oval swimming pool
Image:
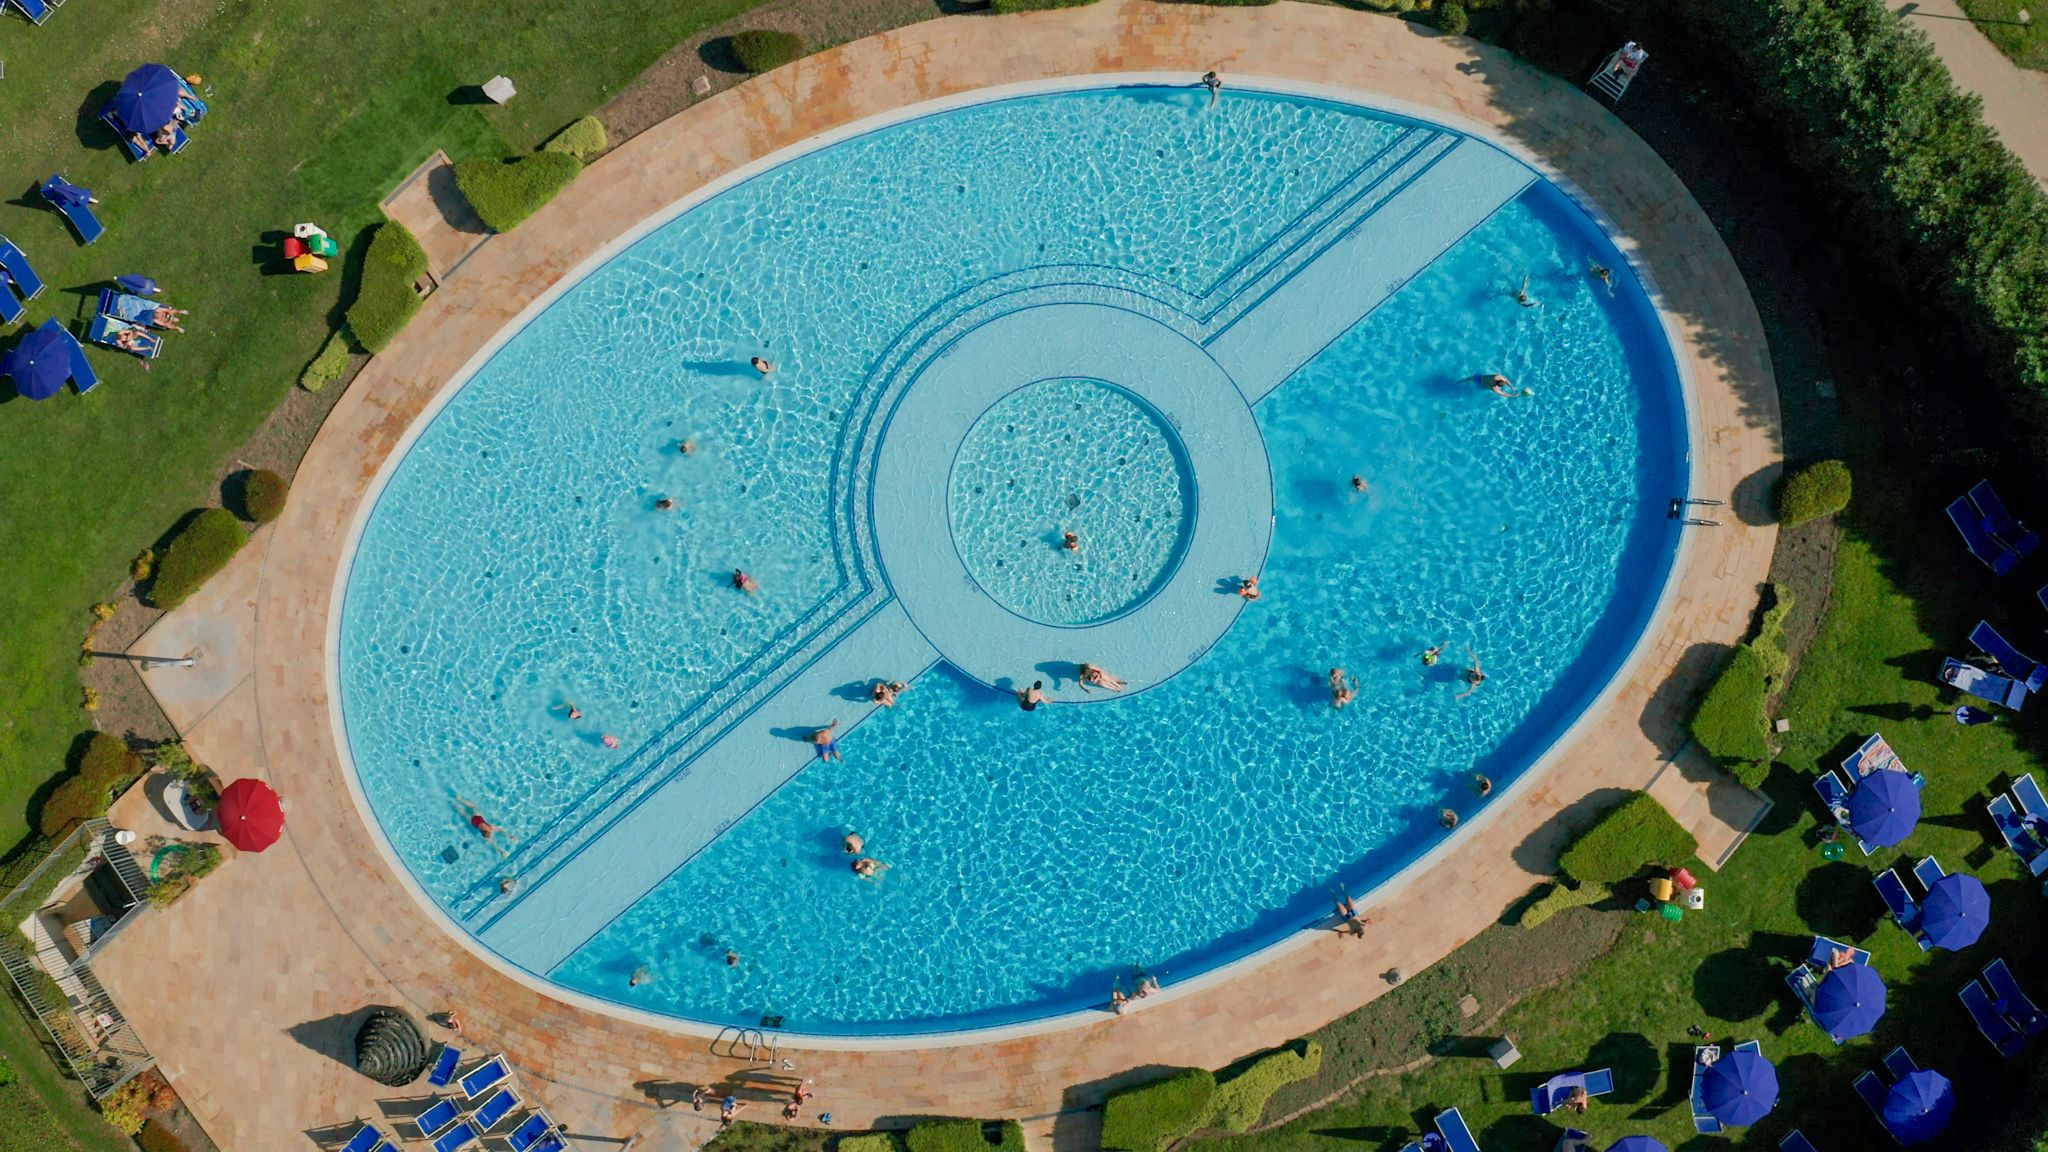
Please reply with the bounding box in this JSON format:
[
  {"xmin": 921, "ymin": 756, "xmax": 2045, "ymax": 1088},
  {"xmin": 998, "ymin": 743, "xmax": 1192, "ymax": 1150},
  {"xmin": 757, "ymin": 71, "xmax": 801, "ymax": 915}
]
[{"xmin": 336, "ymin": 81, "xmax": 1689, "ymax": 1036}]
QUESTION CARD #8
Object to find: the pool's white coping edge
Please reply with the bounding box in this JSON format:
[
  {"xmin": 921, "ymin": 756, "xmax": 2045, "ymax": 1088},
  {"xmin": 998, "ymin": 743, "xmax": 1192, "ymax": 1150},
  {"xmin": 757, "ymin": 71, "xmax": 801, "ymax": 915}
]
[{"xmin": 322, "ymin": 70, "xmax": 1706, "ymax": 1052}]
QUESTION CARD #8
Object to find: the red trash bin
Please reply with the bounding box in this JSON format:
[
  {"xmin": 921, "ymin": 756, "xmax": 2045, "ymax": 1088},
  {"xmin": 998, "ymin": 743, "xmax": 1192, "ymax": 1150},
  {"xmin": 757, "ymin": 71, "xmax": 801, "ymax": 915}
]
[
  {"xmin": 1671, "ymin": 867, "xmax": 1698, "ymax": 891},
  {"xmin": 282, "ymin": 235, "xmax": 307, "ymax": 259}
]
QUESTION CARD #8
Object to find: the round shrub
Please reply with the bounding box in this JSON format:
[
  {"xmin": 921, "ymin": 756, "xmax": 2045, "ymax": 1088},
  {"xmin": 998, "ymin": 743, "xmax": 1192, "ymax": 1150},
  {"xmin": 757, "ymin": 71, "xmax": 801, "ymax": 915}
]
[
  {"xmin": 150, "ymin": 508, "xmax": 249, "ymax": 609},
  {"xmin": 542, "ymin": 116, "xmax": 609, "ymax": 158},
  {"xmin": 99, "ymin": 1078, "xmax": 150, "ymax": 1135},
  {"xmin": 729, "ymin": 29, "xmax": 804, "ymax": 73},
  {"xmin": 42, "ymin": 735, "xmax": 144, "ymax": 838},
  {"xmin": 238, "ymin": 469, "xmax": 289, "ymax": 524},
  {"xmin": 1779, "ymin": 459, "xmax": 1852, "ymax": 526},
  {"xmin": 81, "ymin": 731, "xmax": 143, "ymax": 789},
  {"xmin": 1436, "ymin": 1, "xmax": 1468, "ymax": 34}
]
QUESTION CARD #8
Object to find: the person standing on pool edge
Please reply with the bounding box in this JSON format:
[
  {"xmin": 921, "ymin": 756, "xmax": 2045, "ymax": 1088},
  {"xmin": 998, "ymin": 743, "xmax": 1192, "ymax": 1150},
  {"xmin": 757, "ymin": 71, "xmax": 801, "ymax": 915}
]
[
  {"xmin": 1018, "ymin": 680, "xmax": 1051, "ymax": 711},
  {"xmin": 1201, "ymin": 70, "xmax": 1223, "ymax": 107}
]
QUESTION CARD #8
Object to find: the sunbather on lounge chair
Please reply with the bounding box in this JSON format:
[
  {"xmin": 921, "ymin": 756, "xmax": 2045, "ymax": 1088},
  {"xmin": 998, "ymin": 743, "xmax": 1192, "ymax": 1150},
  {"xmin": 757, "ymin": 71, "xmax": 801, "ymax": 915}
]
[{"xmin": 152, "ymin": 125, "xmax": 178, "ymax": 150}]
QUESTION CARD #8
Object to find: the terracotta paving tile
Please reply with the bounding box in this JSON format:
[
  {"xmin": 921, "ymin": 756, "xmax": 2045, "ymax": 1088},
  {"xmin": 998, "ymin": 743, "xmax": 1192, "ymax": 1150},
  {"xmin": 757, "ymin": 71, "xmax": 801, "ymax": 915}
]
[{"xmin": 96, "ymin": 6, "xmax": 1779, "ymax": 1150}]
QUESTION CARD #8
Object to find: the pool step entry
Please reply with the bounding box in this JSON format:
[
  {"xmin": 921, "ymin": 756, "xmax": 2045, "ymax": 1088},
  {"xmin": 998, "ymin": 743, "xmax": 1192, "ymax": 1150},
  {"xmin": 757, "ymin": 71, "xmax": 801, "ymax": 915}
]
[
  {"xmin": 1206, "ymin": 136, "xmax": 1534, "ymax": 401},
  {"xmin": 474, "ymin": 598, "xmax": 938, "ymax": 975}
]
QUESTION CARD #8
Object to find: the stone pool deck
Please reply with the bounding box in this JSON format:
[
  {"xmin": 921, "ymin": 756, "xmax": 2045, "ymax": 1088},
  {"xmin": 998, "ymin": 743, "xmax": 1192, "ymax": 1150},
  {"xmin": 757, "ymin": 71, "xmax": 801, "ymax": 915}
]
[{"xmin": 99, "ymin": 5, "xmax": 1779, "ymax": 1151}]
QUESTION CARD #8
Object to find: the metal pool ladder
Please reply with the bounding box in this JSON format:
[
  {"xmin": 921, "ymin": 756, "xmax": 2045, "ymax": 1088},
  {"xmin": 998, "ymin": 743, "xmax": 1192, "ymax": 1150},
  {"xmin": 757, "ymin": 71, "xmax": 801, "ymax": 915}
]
[{"xmin": 712, "ymin": 1025, "xmax": 778, "ymax": 1065}]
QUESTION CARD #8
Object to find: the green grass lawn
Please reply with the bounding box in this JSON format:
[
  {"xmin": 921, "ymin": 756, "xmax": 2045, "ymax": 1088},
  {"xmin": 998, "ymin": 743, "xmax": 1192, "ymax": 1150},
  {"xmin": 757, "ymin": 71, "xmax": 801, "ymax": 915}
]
[
  {"xmin": 0, "ymin": 0, "xmax": 759, "ymax": 1137},
  {"xmin": 1956, "ymin": 0, "xmax": 2048, "ymax": 72},
  {"xmin": 0, "ymin": 1000, "xmax": 131, "ymax": 1152},
  {"xmin": 1198, "ymin": 452, "xmax": 2048, "ymax": 1148},
  {"xmin": 0, "ymin": 0, "xmax": 756, "ymax": 847}
]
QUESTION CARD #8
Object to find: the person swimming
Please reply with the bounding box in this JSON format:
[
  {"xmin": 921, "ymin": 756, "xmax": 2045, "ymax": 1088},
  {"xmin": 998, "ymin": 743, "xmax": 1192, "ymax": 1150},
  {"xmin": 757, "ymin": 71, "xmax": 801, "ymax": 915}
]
[
  {"xmin": 1440, "ymin": 808, "xmax": 1460, "ymax": 829},
  {"xmin": 1590, "ymin": 262, "xmax": 1615, "ymax": 296},
  {"xmin": 1421, "ymin": 644, "xmax": 1445, "ymax": 666},
  {"xmin": 1351, "ymin": 475, "xmax": 1368, "ymax": 494},
  {"xmin": 1457, "ymin": 648, "xmax": 1487, "ymax": 700},
  {"xmin": 655, "ymin": 496, "xmax": 675, "ymax": 511},
  {"xmin": 454, "ymin": 796, "xmax": 516, "ymax": 856},
  {"xmin": 1063, "ymin": 530, "xmax": 1080, "ymax": 552},
  {"xmin": 733, "ymin": 569, "xmax": 759, "ymax": 594},
  {"xmin": 843, "ymin": 832, "xmax": 864, "ymax": 854},
  {"xmin": 851, "ymin": 856, "xmax": 889, "ymax": 880},
  {"xmin": 1484, "ymin": 373, "xmax": 1531, "ymax": 397},
  {"xmin": 1329, "ymin": 668, "xmax": 1357, "ymax": 709},
  {"xmin": 1515, "ymin": 274, "xmax": 1538, "ymax": 308},
  {"xmin": 751, "ymin": 356, "xmax": 774, "ymax": 375}
]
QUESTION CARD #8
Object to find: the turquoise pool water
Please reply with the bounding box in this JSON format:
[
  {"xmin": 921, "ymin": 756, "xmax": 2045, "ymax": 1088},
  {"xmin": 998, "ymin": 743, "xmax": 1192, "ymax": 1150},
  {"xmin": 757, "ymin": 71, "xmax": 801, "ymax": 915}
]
[{"xmin": 338, "ymin": 83, "xmax": 1687, "ymax": 1035}]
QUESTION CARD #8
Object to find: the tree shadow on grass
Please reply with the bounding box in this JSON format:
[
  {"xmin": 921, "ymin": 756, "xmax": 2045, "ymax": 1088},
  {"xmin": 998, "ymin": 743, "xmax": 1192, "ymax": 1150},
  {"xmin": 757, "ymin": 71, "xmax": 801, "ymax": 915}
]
[
  {"xmin": 74, "ymin": 81, "xmax": 121, "ymax": 151},
  {"xmin": 1795, "ymin": 862, "xmax": 1882, "ymax": 940},
  {"xmin": 1587, "ymin": 1032, "xmax": 1658, "ymax": 1103},
  {"xmin": 1692, "ymin": 946, "xmax": 1780, "ymax": 1022}
]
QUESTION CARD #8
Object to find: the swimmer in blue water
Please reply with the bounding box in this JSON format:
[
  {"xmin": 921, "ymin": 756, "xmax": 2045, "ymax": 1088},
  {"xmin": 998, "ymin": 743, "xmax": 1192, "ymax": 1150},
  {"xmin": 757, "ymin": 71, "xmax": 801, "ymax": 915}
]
[{"xmin": 809, "ymin": 719, "xmax": 843, "ymax": 762}]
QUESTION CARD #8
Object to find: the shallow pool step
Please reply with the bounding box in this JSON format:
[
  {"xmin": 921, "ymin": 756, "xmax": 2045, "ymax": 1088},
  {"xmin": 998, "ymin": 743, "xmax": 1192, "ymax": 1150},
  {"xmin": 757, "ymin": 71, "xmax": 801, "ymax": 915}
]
[
  {"xmin": 475, "ymin": 597, "xmax": 939, "ymax": 976},
  {"xmin": 1205, "ymin": 137, "xmax": 1535, "ymax": 403}
]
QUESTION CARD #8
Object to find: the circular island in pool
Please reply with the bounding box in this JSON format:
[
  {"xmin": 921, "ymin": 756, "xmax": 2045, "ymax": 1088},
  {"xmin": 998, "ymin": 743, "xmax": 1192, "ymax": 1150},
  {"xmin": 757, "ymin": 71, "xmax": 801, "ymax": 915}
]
[{"xmin": 335, "ymin": 80, "xmax": 1690, "ymax": 1037}]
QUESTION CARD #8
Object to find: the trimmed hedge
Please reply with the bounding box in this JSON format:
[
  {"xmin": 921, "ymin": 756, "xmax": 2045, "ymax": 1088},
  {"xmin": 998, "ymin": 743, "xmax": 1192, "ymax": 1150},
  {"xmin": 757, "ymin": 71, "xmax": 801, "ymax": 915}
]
[
  {"xmin": 1521, "ymin": 879, "xmax": 1611, "ymax": 929},
  {"xmin": 455, "ymin": 153, "xmax": 583, "ymax": 233},
  {"xmin": 1102, "ymin": 1069, "xmax": 1216, "ymax": 1152},
  {"xmin": 542, "ymin": 116, "xmax": 608, "ymax": 158},
  {"xmin": 1558, "ymin": 792, "xmax": 1697, "ymax": 885},
  {"xmin": 1755, "ymin": 582, "xmax": 1795, "ymax": 683},
  {"xmin": 1436, "ymin": 0, "xmax": 1469, "ymax": 34},
  {"xmin": 40, "ymin": 733, "xmax": 145, "ymax": 838},
  {"xmin": 1692, "ymin": 644, "xmax": 1771, "ymax": 770},
  {"xmin": 1779, "ymin": 459, "xmax": 1852, "ymax": 527},
  {"xmin": 150, "ymin": 507, "xmax": 248, "ymax": 609},
  {"xmin": 239, "ymin": 469, "xmax": 288, "ymax": 524},
  {"xmin": 839, "ymin": 1136, "xmax": 906, "ymax": 1152},
  {"xmin": 1208, "ymin": 1041, "xmax": 1322, "ymax": 1131},
  {"xmin": 346, "ymin": 222, "xmax": 430, "ymax": 354},
  {"xmin": 1651, "ymin": 0, "xmax": 2048, "ymax": 448},
  {"xmin": 730, "ymin": 29, "xmax": 805, "ymax": 72},
  {"xmin": 300, "ymin": 328, "xmax": 352, "ymax": 392},
  {"xmin": 905, "ymin": 1120, "xmax": 1024, "ymax": 1152}
]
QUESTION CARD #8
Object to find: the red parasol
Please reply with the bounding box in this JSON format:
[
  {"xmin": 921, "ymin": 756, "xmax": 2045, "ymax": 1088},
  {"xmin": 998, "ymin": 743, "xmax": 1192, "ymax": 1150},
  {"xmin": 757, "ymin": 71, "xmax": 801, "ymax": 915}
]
[{"xmin": 215, "ymin": 778, "xmax": 284, "ymax": 852}]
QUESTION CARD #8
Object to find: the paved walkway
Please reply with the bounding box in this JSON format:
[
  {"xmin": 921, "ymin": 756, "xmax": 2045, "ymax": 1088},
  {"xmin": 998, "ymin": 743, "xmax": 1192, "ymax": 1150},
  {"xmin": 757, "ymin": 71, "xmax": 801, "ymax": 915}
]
[
  {"xmin": 101, "ymin": 6, "xmax": 1780, "ymax": 1151},
  {"xmin": 1891, "ymin": 0, "xmax": 2048, "ymax": 186}
]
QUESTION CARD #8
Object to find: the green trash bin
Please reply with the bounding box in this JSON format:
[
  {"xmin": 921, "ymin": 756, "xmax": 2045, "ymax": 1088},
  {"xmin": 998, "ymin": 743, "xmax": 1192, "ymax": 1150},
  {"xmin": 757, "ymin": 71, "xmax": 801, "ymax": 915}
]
[
  {"xmin": 1820, "ymin": 841, "xmax": 1847, "ymax": 862},
  {"xmin": 1659, "ymin": 902, "xmax": 1684, "ymax": 922},
  {"xmin": 306, "ymin": 232, "xmax": 339, "ymax": 258}
]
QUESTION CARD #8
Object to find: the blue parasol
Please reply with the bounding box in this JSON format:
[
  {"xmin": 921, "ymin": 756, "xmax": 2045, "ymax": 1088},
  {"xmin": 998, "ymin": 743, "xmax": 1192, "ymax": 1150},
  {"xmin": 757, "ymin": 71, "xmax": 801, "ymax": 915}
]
[
  {"xmin": 1, "ymin": 319, "xmax": 77, "ymax": 400},
  {"xmin": 1699, "ymin": 1048, "xmax": 1779, "ymax": 1126},
  {"xmin": 1847, "ymin": 770, "xmax": 1921, "ymax": 847},
  {"xmin": 1882, "ymin": 1069, "xmax": 1955, "ymax": 1144},
  {"xmin": 1606, "ymin": 1139, "xmax": 1667, "ymax": 1152},
  {"xmin": 105, "ymin": 63, "xmax": 183, "ymax": 134},
  {"xmin": 1812, "ymin": 962, "xmax": 1887, "ymax": 1041},
  {"xmin": 1921, "ymin": 871, "xmax": 1991, "ymax": 950}
]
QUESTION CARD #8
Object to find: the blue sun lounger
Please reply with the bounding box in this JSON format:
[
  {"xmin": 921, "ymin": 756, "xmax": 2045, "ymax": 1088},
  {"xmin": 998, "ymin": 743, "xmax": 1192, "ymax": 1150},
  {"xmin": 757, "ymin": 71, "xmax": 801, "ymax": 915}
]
[
  {"xmin": 506, "ymin": 1112, "xmax": 564, "ymax": 1152},
  {"xmin": 0, "ymin": 285, "xmax": 21, "ymax": 326},
  {"xmin": 1951, "ymin": 494, "xmax": 2019, "ymax": 574},
  {"xmin": 1985, "ymin": 959, "xmax": 2048, "ymax": 1036},
  {"xmin": 458, "ymin": 1053, "xmax": 510, "ymax": 1100},
  {"xmin": 412, "ymin": 1098, "xmax": 462, "ymax": 1140},
  {"xmin": 2017, "ymin": 773, "xmax": 2048, "ymax": 819},
  {"xmin": 1882, "ymin": 1046, "xmax": 1918, "ymax": 1080},
  {"xmin": 0, "ymin": 238, "xmax": 47, "ymax": 302},
  {"xmin": 1780, "ymin": 1131, "xmax": 1820, "ymax": 1152},
  {"xmin": 106, "ymin": 116, "xmax": 188, "ymax": 162},
  {"xmin": 1941, "ymin": 658, "xmax": 2028, "ymax": 710},
  {"xmin": 1873, "ymin": 869, "xmax": 1928, "ymax": 948},
  {"xmin": 39, "ymin": 177, "xmax": 103, "ymax": 244},
  {"xmin": 1973, "ymin": 481, "xmax": 2040, "ymax": 559},
  {"xmin": 1961, "ymin": 979, "xmax": 2027, "ymax": 1056},
  {"xmin": 1434, "ymin": 1107, "xmax": 1482, "ymax": 1152},
  {"xmin": 340, "ymin": 1122, "xmax": 390, "ymax": 1152},
  {"xmin": 427, "ymin": 1043, "xmax": 461, "ymax": 1087},
  {"xmin": 469, "ymin": 1086, "xmax": 521, "ymax": 1133},
  {"xmin": 6, "ymin": 0, "xmax": 50, "ymax": 24},
  {"xmin": 1912, "ymin": 856, "xmax": 1946, "ymax": 890},
  {"xmin": 1689, "ymin": 1046, "xmax": 1723, "ymax": 1133},
  {"xmin": 97, "ymin": 289, "xmax": 178, "ymax": 328},
  {"xmin": 65, "ymin": 327, "xmax": 99, "ymax": 394},
  {"xmin": 1852, "ymin": 1069, "xmax": 1889, "ymax": 1121},
  {"xmin": 1530, "ymin": 1068, "xmax": 1614, "ymax": 1115},
  {"xmin": 432, "ymin": 1119, "xmax": 481, "ymax": 1152},
  {"xmin": 88, "ymin": 315, "xmax": 161, "ymax": 360},
  {"xmin": 1988, "ymin": 793, "xmax": 2048, "ymax": 875},
  {"xmin": 1971, "ymin": 621, "xmax": 2048, "ymax": 691},
  {"xmin": 1813, "ymin": 770, "xmax": 1880, "ymax": 855}
]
